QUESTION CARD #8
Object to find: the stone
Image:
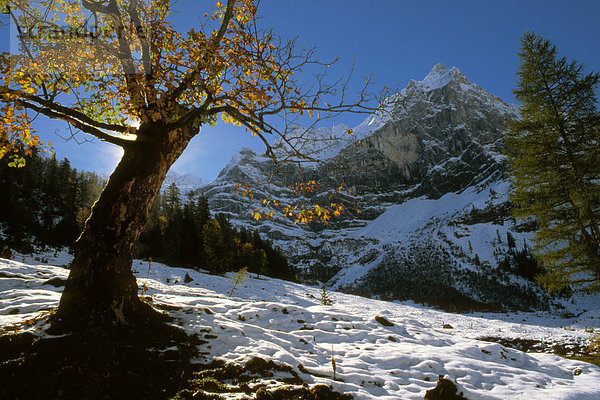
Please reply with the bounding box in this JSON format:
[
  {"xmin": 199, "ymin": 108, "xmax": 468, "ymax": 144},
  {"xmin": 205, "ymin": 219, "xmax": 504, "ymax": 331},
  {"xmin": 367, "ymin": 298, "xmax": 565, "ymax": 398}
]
[
  {"xmin": 375, "ymin": 316, "xmax": 394, "ymax": 327},
  {"xmin": 424, "ymin": 376, "xmax": 467, "ymax": 400}
]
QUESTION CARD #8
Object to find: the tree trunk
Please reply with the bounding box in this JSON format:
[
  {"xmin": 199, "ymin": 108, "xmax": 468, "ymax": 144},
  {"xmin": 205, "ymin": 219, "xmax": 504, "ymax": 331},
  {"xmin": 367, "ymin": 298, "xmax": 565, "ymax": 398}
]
[{"xmin": 51, "ymin": 128, "xmax": 191, "ymax": 332}]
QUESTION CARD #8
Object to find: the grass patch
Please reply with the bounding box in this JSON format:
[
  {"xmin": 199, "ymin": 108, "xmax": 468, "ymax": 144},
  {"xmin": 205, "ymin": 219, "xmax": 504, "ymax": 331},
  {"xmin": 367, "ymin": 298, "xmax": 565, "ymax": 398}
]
[
  {"xmin": 568, "ymin": 334, "xmax": 600, "ymax": 367},
  {"xmin": 567, "ymin": 354, "xmax": 600, "ymax": 367},
  {"xmin": 479, "ymin": 335, "xmax": 600, "ymax": 368}
]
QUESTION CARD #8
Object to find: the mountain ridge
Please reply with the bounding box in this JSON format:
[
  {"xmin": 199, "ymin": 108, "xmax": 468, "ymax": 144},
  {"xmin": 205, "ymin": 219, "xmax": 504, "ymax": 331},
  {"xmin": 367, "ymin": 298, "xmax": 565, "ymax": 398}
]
[{"xmin": 198, "ymin": 64, "xmax": 554, "ymax": 311}]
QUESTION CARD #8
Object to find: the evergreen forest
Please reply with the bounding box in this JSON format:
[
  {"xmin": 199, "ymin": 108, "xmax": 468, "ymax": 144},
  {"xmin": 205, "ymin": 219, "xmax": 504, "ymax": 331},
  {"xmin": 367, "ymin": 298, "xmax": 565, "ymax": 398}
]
[
  {"xmin": 0, "ymin": 150, "xmax": 103, "ymax": 254},
  {"xmin": 0, "ymin": 152, "xmax": 295, "ymax": 281}
]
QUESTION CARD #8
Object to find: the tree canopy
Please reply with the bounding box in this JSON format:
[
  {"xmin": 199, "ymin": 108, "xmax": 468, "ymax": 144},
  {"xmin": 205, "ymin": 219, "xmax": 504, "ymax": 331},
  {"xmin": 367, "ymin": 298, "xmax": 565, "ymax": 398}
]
[
  {"xmin": 0, "ymin": 0, "xmax": 376, "ymax": 331},
  {"xmin": 1, "ymin": 0, "xmax": 373, "ymax": 163}
]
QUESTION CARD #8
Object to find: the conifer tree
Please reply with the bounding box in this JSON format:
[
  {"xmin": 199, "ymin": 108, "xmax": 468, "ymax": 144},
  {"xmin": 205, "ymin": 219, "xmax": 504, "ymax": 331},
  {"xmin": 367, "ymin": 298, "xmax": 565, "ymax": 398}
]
[
  {"xmin": 164, "ymin": 206, "xmax": 184, "ymax": 264},
  {"xmin": 202, "ymin": 219, "xmax": 226, "ymax": 274},
  {"xmin": 507, "ymin": 32, "xmax": 600, "ymax": 292},
  {"xmin": 0, "ymin": 151, "xmax": 104, "ymax": 249},
  {"xmin": 180, "ymin": 200, "xmax": 200, "ymax": 265},
  {"xmin": 250, "ymin": 248, "xmax": 267, "ymax": 278},
  {"xmin": 165, "ymin": 183, "xmax": 182, "ymax": 216},
  {"xmin": 196, "ymin": 195, "xmax": 211, "ymax": 229}
]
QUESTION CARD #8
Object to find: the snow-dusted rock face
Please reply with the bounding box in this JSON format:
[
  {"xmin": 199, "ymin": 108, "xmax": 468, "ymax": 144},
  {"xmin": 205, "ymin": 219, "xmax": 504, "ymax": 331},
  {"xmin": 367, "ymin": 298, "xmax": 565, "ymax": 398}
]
[
  {"xmin": 161, "ymin": 171, "xmax": 208, "ymax": 193},
  {"xmin": 200, "ymin": 64, "xmax": 552, "ymax": 311}
]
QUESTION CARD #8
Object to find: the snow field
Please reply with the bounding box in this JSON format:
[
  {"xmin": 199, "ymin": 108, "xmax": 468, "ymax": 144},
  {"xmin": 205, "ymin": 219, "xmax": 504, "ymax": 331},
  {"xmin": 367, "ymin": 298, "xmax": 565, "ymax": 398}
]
[{"xmin": 1, "ymin": 257, "xmax": 599, "ymax": 399}]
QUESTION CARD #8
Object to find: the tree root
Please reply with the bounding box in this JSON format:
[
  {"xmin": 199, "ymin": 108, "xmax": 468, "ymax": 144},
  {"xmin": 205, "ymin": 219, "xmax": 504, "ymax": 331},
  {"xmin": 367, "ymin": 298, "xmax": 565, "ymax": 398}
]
[{"xmin": 0, "ymin": 311, "xmax": 201, "ymax": 400}]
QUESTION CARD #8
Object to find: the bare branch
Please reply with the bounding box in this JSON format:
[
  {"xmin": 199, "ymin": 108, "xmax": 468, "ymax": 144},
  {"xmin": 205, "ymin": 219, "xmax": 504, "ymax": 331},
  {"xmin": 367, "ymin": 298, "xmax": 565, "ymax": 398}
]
[
  {"xmin": 81, "ymin": 0, "xmax": 119, "ymax": 14},
  {"xmin": 82, "ymin": 0, "xmax": 147, "ymax": 111},
  {"xmin": 168, "ymin": 0, "xmax": 237, "ymax": 102},
  {"xmin": 6, "ymin": 6, "xmax": 50, "ymax": 100},
  {"xmin": 127, "ymin": 0, "xmax": 152, "ymax": 76},
  {"xmin": 213, "ymin": 0, "xmax": 237, "ymax": 47},
  {"xmin": 1, "ymin": 87, "xmax": 129, "ymax": 134},
  {"xmin": 17, "ymin": 99, "xmax": 134, "ymax": 148}
]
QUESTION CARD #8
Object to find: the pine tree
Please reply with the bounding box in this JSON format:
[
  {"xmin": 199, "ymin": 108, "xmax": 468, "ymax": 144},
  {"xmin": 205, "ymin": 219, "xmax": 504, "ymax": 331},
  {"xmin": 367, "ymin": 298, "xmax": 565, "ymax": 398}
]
[
  {"xmin": 180, "ymin": 200, "xmax": 199, "ymax": 264},
  {"xmin": 250, "ymin": 248, "xmax": 267, "ymax": 278},
  {"xmin": 195, "ymin": 195, "xmax": 210, "ymax": 229},
  {"xmin": 202, "ymin": 219, "xmax": 225, "ymax": 274},
  {"xmin": 228, "ymin": 267, "xmax": 248, "ymax": 297},
  {"xmin": 320, "ymin": 285, "xmax": 334, "ymax": 306},
  {"xmin": 164, "ymin": 206, "xmax": 184, "ymax": 265},
  {"xmin": 0, "ymin": 152, "xmax": 105, "ymax": 249},
  {"xmin": 164, "ymin": 183, "xmax": 182, "ymax": 216},
  {"xmin": 194, "ymin": 195, "xmax": 211, "ymax": 261},
  {"xmin": 507, "ymin": 32, "xmax": 600, "ymax": 292},
  {"xmin": 506, "ymin": 232, "xmax": 516, "ymax": 249}
]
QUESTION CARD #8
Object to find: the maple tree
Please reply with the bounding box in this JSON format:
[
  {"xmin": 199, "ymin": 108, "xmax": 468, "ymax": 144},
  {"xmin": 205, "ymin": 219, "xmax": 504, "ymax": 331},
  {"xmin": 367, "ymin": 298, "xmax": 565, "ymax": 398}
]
[{"xmin": 0, "ymin": 0, "xmax": 374, "ymax": 331}]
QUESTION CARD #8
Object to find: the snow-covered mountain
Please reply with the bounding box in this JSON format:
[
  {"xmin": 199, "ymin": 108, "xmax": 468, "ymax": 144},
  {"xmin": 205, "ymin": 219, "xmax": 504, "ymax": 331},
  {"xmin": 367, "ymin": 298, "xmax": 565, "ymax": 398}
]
[
  {"xmin": 161, "ymin": 171, "xmax": 208, "ymax": 193},
  {"xmin": 200, "ymin": 64, "xmax": 551, "ymax": 311}
]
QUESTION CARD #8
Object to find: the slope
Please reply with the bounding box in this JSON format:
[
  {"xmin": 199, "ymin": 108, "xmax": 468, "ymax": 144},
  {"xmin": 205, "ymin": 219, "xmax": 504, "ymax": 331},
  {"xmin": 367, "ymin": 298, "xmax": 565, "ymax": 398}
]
[
  {"xmin": 199, "ymin": 64, "xmax": 551, "ymax": 311},
  {"xmin": 1, "ymin": 255, "xmax": 599, "ymax": 399}
]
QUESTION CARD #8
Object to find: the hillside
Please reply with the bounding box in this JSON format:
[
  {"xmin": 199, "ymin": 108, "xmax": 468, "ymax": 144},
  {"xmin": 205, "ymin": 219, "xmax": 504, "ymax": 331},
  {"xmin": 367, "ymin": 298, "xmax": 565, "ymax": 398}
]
[
  {"xmin": 198, "ymin": 64, "xmax": 552, "ymax": 311},
  {"xmin": 1, "ymin": 254, "xmax": 599, "ymax": 399}
]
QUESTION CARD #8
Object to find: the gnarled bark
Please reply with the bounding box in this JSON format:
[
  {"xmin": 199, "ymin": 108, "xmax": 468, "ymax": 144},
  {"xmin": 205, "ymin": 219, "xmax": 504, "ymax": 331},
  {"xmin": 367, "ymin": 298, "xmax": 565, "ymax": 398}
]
[{"xmin": 51, "ymin": 127, "xmax": 192, "ymax": 332}]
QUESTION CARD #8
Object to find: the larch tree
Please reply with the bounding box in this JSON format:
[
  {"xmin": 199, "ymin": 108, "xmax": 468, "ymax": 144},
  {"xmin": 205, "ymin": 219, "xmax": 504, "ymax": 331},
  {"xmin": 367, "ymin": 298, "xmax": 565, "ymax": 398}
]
[
  {"xmin": 507, "ymin": 32, "xmax": 600, "ymax": 292},
  {"xmin": 0, "ymin": 0, "xmax": 374, "ymax": 332}
]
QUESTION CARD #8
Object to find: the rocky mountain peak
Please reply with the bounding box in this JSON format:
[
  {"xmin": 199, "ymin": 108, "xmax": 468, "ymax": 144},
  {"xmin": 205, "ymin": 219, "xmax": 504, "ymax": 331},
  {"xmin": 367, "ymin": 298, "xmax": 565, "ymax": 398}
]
[
  {"xmin": 161, "ymin": 170, "xmax": 208, "ymax": 193},
  {"xmin": 216, "ymin": 64, "xmax": 517, "ymax": 194},
  {"xmin": 196, "ymin": 65, "xmax": 552, "ymax": 311},
  {"xmin": 403, "ymin": 63, "xmax": 466, "ymax": 93},
  {"xmin": 419, "ymin": 63, "xmax": 465, "ymax": 89},
  {"xmin": 430, "ymin": 62, "xmax": 448, "ymax": 73}
]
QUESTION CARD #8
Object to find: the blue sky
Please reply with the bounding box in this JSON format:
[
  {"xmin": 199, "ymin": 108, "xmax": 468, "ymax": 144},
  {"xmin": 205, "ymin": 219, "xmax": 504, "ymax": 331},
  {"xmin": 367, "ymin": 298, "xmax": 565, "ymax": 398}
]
[{"xmin": 2, "ymin": 1, "xmax": 599, "ymax": 180}]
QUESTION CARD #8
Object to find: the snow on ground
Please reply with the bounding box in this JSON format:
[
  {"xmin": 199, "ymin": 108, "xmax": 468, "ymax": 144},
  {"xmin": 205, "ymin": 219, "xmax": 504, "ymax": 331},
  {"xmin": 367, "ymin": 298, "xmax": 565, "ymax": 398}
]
[
  {"xmin": 1, "ymin": 256, "xmax": 600, "ymax": 399},
  {"xmin": 353, "ymin": 178, "xmax": 509, "ymax": 245}
]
